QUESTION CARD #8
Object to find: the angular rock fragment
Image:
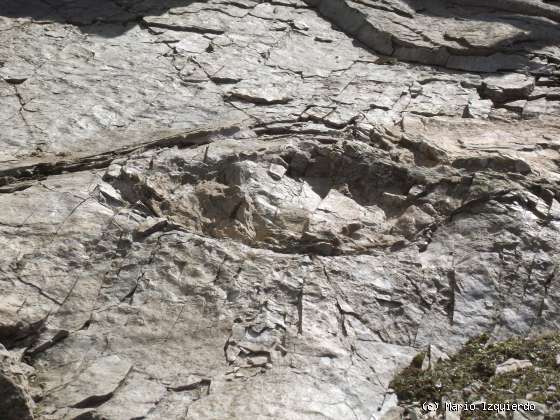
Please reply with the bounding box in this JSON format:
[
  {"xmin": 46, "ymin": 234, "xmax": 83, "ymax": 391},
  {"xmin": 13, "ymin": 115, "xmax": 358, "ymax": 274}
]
[
  {"xmin": 482, "ymin": 73, "xmax": 535, "ymax": 103},
  {"xmin": 495, "ymin": 358, "xmax": 533, "ymax": 375},
  {"xmin": 464, "ymin": 98, "xmax": 493, "ymax": 119},
  {"xmin": 267, "ymin": 163, "xmax": 287, "ymax": 180}
]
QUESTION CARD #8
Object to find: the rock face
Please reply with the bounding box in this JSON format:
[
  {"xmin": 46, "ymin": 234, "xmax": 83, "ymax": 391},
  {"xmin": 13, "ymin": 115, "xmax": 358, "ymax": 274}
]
[
  {"xmin": 0, "ymin": 345, "xmax": 35, "ymax": 420},
  {"xmin": 0, "ymin": 0, "xmax": 559, "ymax": 419}
]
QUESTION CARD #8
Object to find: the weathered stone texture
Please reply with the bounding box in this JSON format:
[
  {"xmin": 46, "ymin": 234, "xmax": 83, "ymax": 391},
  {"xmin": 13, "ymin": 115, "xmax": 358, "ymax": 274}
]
[{"xmin": 0, "ymin": 0, "xmax": 559, "ymax": 419}]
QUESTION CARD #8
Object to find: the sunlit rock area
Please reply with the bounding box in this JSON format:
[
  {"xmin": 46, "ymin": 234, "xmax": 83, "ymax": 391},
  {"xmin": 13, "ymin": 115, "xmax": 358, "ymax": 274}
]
[{"xmin": 1, "ymin": 0, "xmax": 560, "ymax": 419}]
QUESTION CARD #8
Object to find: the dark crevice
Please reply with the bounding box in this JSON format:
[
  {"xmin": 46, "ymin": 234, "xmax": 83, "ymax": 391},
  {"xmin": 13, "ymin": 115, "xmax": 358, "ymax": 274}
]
[{"xmin": 0, "ymin": 123, "xmax": 242, "ymax": 189}]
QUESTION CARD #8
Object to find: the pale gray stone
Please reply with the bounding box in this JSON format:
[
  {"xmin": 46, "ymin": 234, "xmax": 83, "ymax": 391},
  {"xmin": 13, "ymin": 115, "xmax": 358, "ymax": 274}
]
[
  {"xmin": 495, "ymin": 358, "xmax": 533, "ymax": 375},
  {"xmin": 465, "ymin": 98, "xmax": 493, "ymax": 119},
  {"xmin": 55, "ymin": 355, "xmax": 133, "ymax": 408},
  {"xmin": 483, "ymin": 73, "xmax": 535, "ymax": 103},
  {"xmin": 512, "ymin": 400, "xmax": 547, "ymax": 420},
  {"xmin": 1, "ymin": 0, "xmax": 560, "ymax": 419}
]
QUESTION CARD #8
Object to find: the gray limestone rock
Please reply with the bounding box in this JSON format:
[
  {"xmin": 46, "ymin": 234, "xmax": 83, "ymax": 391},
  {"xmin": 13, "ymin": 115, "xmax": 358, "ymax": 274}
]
[
  {"xmin": 1, "ymin": 0, "xmax": 560, "ymax": 419},
  {"xmin": 495, "ymin": 358, "xmax": 533, "ymax": 375},
  {"xmin": 0, "ymin": 346, "xmax": 35, "ymax": 420},
  {"xmin": 465, "ymin": 98, "xmax": 493, "ymax": 119},
  {"xmin": 482, "ymin": 73, "xmax": 535, "ymax": 103}
]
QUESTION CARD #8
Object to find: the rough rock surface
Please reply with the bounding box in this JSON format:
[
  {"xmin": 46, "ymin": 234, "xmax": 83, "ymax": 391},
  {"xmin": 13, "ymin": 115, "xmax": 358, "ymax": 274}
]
[
  {"xmin": 0, "ymin": 0, "xmax": 559, "ymax": 419},
  {"xmin": 0, "ymin": 345, "xmax": 35, "ymax": 420}
]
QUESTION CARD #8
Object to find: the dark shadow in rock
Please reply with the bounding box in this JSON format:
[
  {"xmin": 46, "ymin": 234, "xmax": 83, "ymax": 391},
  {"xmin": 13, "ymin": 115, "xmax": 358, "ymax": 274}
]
[{"xmin": 0, "ymin": 0, "xmax": 199, "ymax": 37}]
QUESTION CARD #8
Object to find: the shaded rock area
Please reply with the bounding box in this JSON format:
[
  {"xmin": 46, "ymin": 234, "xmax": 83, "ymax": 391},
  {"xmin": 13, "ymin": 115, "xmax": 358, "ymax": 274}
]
[
  {"xmin": 0, "ymin": 345, "xmax": 35, "ymax": 420},
  {"xmin": 0, "ymin": 0, "xmax": 559, "ymax": 419}
]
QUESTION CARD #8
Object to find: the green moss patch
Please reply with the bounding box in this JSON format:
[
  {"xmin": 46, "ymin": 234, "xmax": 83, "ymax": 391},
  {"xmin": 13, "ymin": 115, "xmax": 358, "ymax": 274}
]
[{"xmin": 391, "ymin": 333, "xmax": 560, "ymax": 418}]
